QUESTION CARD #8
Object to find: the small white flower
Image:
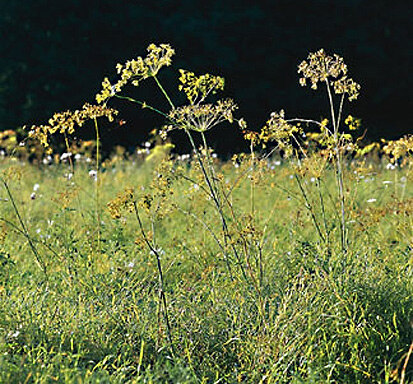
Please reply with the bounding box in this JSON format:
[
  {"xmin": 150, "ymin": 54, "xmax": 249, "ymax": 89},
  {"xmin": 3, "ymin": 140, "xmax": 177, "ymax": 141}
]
[
  {"xmin": 74, "ymin": 154, "xmax": 82, "ymax": 161},
  {"xmin": 144, "ymin": 141, "xmax": 151, "ymax": 148},
  {"xmin": 193, "ymin": 184, "xmax": 200, "ymax": 191},
  {"xmin": 33, "ymin": 183, "xmax": 40, "ymax": 191},
  {"xmin": 310, "ymin": 177, "xmax": 316, "ymax": 183},
  {"xmin": 60, "ymin": 152, "xmax": 72, "ymax": 161},
  {"xmin": 386, "ymin": 163, "xmax": 396, "ymax": 170},
  {"xmin": 149, "ymin": 247, "xmax": 165, "ymax": 257},
  {"xmin": 30, "ymin": 192, "xmax": 36, "ymax": 200},
  {"xmin": 127, "ymin": 262, "xmax": 135, "ymax": 269},
  {"xmin": 366, "ymin": 198, "xmax": 377, "ymax": 203},
  {"xmin": 274, "ymin": 160, "xmax": 281, "ymax": 166},
  {"xmin": 42, "ymin": 155, "xmax": 53, "ymax": 165},
  {"xmin": 89, "ymin": 170, "xmax": 97, "ymax": 179},
  {"xmin": 8, "ymin": 330, "xmax": 20, "ymax": 338},
  {"xmin": 400, "ymin": 176, "xmax": 407, "ymax": 183},
  {"xmin": 382, "ymin": 181, "xmax": 392, "ymax": 185}
]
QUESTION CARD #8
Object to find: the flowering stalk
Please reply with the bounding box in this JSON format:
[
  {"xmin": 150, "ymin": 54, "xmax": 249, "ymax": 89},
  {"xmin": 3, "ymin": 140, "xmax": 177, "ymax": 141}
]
[{"xmin": 298, "ymin": 49, "xmax": 360, "ymax": 253}]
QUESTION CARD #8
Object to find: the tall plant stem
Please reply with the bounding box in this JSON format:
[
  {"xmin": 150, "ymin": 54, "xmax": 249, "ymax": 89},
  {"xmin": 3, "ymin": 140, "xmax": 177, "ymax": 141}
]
[
  {"xmin": 2, "ymin": 179, "xmax": 47, "ymax": 279},
  {"xmin": 294, "ymin": 174, "xmax": 326, "ymax": 243},
  {"xmin": 93, "ymin": 117, "xmax": 101, "ymax": 256},
  {"xmin": 326, "ymin": 81, "xmax": 347, "ymax": 252},
  {"xmin": 316, "ymin": 178, "xmax": 330, "ymax": 250},
  {"xmin": 200, "ymin": 131, "xmax": 220, "ymax": 201},
  {"xmin": 249, "ymin": 140, "xmax": 256, "ymax": 215},
  {"xmin": 63, "ymin": 134, "xmax": 74, "ymax": 174},
  {"xmin": 185, "ymin": 129, "xmax": 247, "ymax": 280},
  {"xmin": 133, "ymin": 201, "xmax": 174, "ymax": 354},
  {"xmin": 149, "ymin": 76, "xmax": 246, "ymax": 280}
]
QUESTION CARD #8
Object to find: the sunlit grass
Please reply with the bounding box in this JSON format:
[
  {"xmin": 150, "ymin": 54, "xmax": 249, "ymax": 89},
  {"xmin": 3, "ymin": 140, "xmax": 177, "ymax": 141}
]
[{"xmin": 0, "ymin": 156, "xmax": 411, "ymax": 383}]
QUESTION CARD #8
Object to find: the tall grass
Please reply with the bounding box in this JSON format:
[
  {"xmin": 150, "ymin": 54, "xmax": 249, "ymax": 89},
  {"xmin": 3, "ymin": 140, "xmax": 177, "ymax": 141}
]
[{"xmin": 0, "ymin": 44, "xmax": 411, "ymax": 383}]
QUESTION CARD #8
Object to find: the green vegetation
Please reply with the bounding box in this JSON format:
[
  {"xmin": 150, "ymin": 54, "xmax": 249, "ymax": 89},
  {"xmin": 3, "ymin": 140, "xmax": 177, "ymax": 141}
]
[{"xmin": 0, "ymin": 45, "xmax": 412, "ymax": 383}]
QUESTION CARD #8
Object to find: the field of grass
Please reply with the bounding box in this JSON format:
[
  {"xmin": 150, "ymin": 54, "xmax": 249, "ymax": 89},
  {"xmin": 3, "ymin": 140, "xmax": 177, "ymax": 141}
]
[
  {"xmin": 0, "ymin": 44, "xmax": 412, "ymax": 383},
  {"xmin": 0, "ymin": 152, "xmax": 411, "ymax": 383}
]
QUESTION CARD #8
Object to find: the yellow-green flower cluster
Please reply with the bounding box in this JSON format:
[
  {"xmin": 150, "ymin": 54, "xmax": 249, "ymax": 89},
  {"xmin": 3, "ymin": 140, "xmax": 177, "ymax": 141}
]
[
  {"xmin": 96, "ymin": 43, "xmax": 175, "ymax": 104},
  {"xmin": 260, "ymin": 110, "xmax": 302, "ymax": 156},
  {"xmin": 28, "ymin": 103, "xmax": 118, "ymax": 148},
  {"xmin": 344, "ymin": 115, "xmax": 362, "ymax": 130},
  {"xmin": 166, "ymin": 99, "xmax": 237, "ymax": 133},
  {"xmin": 178, "ymin": 70, "xmax": 225, "ymax": 105},
  {"xmin": 334, "ymin": 77, "xmax": 361, "ymax": 101},
  {"xmin": 298, "ymin": 49, "xmax": 360, "ymax": 101},
  {"xmin": 107, "ymin": 188, "xmax": 135, "ymax": 219},
  {"xmin": 382, "ymin": 135, "xmax": 413, "ymax": 165}
]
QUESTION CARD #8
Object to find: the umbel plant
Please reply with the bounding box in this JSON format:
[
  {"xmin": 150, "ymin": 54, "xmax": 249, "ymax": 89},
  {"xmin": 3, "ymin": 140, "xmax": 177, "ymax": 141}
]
[{"xmin": 0, "ymin": 43, "xmax": 411, "ymax": 382}]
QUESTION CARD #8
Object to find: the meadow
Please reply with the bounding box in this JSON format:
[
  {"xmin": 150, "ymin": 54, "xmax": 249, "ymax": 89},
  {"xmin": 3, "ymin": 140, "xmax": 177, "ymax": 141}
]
[{"xmin": 0, "ymin": 45, "xmax": 412, "ymax": 383}]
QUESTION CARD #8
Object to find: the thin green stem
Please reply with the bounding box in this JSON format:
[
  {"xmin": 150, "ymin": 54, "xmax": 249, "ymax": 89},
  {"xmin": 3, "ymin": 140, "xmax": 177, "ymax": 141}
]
[
  {"xmin": 114, "ymin": 95, "xmax": 171, "ymax": 119},
  {"xmin": 185, "ymin": 129, "xmax": 247, "ymax": 281},
  {"xmin": 1, "ymin": 178, "xmax": 47, "ymax": 278},
  {"xmin": 63, "ymin": 133, "xmax": 74, "ymax": 175},
  {"xmin": 93, "ymin": 117, "xmax": 101, "ymax": 257},
  {"xmin": 326, "ymin": 80, "xmax": 347, "ymax": 252},
  {"xmin": 294, "ymin": 174, "xmax": 326, "ymax": 243},
  {"xmin": 132, "ymin": 201, "xmax": 174, "ymax": 354},
  {"xmin": 153, "ymin": 75, "xmax": 175, "ymax": 109}
]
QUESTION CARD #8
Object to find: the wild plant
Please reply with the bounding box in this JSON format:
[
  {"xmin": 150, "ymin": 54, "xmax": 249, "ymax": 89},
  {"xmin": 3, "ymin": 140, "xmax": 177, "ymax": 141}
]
[
  {"xmin": 258, "ymin": 49, "xmax": 361, "ymax": 256},
  {"xmin": 28, "ymin": 103, "xmax": 118, "ymax": 258},
  {"xmin": 99, "ymin": 44, "xmax": 275, "ymax": 337}
]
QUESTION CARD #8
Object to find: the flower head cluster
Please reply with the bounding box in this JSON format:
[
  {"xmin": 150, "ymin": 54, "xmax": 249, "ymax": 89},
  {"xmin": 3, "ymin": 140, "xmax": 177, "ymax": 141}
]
[
  {"xmin": 160, "ymin": 70, "xmax": 236, "ymax": 135},
  {"xmin": 165, "ymin": 99, "xmax": 237, "ymax": 133},
  {"xmin": 382, "ymin": 135, "xmax": 413, "ymax": 165},
  {"xmin": 259, "ymin": 110, "xmax": 302, "ymax": 157},
  {"xmin": 96, "ymin": 43, "xmax": 175, "ymax": 104},
  {"xmin": 0, "ymin": 130, "xmax": 18, "ymax": 153},
  {"xmin": 298, "ymin": 49, "xmax": 360, "ymax": 101},
  {"xmin": 107, "ymin": 188, "xmax": 135, "ymax": 219},
  {"xmin": 28, "ymin": 103, "xmax": 118, "ymax": 148},
  {"xmin": 334, "ymin": 77, "xmax": 361, "ymax": 101},
  {"xmin": 178, "ymin": 69, "xmax": 225, "ymax": 105},
  {"xmin": 344, "ymin": 115, "xmax": 362, "ymax": 130}
]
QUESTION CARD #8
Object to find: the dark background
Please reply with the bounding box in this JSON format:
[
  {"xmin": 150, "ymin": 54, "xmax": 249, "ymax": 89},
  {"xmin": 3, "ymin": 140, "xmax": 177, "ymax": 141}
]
[{"xmin": 0, "ymin": 0, "xmax": 411, "ymax": 154}]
